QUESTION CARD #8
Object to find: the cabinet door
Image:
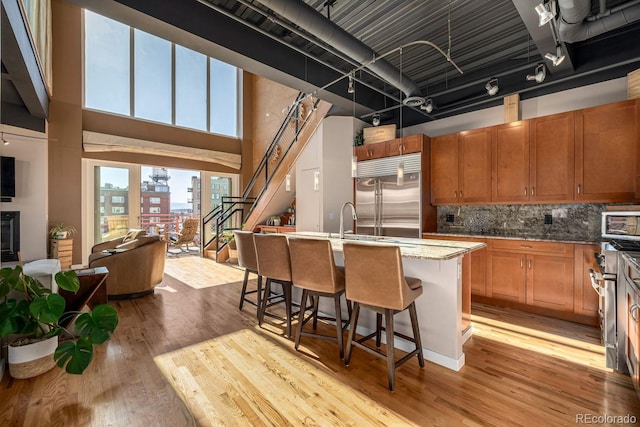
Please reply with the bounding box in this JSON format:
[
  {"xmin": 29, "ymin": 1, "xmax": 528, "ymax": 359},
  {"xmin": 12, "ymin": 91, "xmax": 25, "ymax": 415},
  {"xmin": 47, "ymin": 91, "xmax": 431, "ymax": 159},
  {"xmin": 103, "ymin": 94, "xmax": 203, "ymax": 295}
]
[
  {"xmin": 530, "ymin": 112, "xmax": 575, "ymax": 202},
  {"xmin": 469, "ymin": 247, "xmax": 487, "ymax": 296},
  {"xmin": 487, "ymin": 251, "xmax": 526, "ymax": 303},
  {"xmin": 574, "ymin": 244, "xmax": 600, "ymax": 317},
  {"xmin": 354, "ymin": 142, "xmax": 387, "ymax": 161},
  {"xmin": 459, "ymin": 128, "xmax": 492, "ymax": 203},
  {"xmin": 526, "ymin": 254, "xmax": 575, "ymax": 312},
  {"xmin": 385, "ymin": 138, "xmax": 405, "ymax": 156},
  {"xmin": 295, "ymin": 168, "xmax": 320, "ymax": 232},
  {"xmin": 575, "ymin": 100, "xmax": 638, "ymax": 202},
  {"xmin": 492, "ymin": 121, "xmax": 530, "ymax": 203},
  {"xmin": 401, "ymin": 134, "xmax": 423, "ymax": 154},
  {"xmin": 431, "ymin": 134, "xmax": 459, "ymax": 204}
]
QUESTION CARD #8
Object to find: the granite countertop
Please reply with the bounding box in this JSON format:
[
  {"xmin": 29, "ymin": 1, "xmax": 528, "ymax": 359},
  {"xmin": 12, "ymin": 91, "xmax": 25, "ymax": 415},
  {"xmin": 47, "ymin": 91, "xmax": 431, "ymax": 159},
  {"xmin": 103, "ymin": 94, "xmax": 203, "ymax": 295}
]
[
  {"xmin": 422, "ymin": 232, "xmax": 598, "ymax": 245},
  {"xmin": 286, "ymin": 231, "xmax": 486, "ymax": 261}
]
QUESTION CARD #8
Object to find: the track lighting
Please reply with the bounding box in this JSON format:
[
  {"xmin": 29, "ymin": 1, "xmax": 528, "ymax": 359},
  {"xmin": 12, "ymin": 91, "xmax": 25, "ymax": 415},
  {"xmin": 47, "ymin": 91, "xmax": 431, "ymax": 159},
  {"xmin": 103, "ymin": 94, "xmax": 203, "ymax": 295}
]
[
  {"xmin": 347, "ymin": 73, "xmax": 355, "ymax": 94},
  {"xmin": 1, "ymin": 133, "xmax": 8, "ymax": 146},
  {"xmin": 372, "ymin": 113, "xmax": 381, "ymax": 126},
  {"xmin": 485, "ymin": 78, "xmax": 499, "ymax": 96},
  {"xmin": 534, "ymin": 2, "xmax": 555, "ymax": 27},
  {"xmin": 544, "ymin": 45, "xmax": 566, "ymax": 67},
  {"xmin": 526, "ymin": 63, "xmax": 546, "ymax": 83},
  {"xmin": 421, "ymin": 98, "xmax": 434, "ymax": 114}
]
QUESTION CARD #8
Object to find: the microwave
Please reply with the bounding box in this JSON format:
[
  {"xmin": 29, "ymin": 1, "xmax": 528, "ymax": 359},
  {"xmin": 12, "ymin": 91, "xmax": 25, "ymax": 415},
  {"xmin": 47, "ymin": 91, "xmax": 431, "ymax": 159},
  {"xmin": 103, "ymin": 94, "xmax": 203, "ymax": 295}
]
[{"xmin": 602, "ymin": 211, "xmax": 640, "ymax": 240}]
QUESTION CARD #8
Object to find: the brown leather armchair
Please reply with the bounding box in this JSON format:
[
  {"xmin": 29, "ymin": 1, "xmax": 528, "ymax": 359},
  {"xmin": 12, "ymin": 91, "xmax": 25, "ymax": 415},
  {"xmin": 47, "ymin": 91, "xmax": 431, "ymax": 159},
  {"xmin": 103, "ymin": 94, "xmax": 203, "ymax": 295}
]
[{"xmin": 89, "ymin": 234, "xmax": 167, "ymax": 298}]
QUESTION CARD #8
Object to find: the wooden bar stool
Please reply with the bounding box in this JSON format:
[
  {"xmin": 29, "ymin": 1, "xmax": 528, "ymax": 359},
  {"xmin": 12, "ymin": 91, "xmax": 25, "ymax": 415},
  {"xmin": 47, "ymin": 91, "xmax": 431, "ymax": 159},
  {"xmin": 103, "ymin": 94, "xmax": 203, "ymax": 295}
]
[
  {"xmin": 289, "ymin": 237, "xmax": 351, "ymax": 359},
  {"xmin": 343, "ymin": 242, "xmax": 425, "ymax": 391},
  {"xmin": 233, "ymin": 231, "xmax": 263, "ymax": 318},
  {"xmin": 254, "ymin": 234, "xmax": 296, "ymax": 337}
]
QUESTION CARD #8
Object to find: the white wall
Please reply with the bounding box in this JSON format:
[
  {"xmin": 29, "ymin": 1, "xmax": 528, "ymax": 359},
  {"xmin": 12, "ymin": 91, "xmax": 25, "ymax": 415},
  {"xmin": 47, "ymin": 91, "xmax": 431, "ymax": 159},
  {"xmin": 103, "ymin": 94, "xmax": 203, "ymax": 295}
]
[
  {"xmin": 0, "ymin": 126, "xmax": 49, "ymax": 263},
  {"xmin": 405, "ymin": 77, "xmax": 628, "ymax": 137}
]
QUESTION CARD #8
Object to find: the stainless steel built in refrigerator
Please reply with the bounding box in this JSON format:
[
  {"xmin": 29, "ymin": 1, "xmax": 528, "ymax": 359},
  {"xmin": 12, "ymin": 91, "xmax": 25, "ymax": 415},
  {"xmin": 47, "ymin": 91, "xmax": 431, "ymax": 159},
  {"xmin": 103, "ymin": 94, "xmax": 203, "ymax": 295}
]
[{"xmin": 355, "ymin": 153, "xmax": 421, "ymax": 238}]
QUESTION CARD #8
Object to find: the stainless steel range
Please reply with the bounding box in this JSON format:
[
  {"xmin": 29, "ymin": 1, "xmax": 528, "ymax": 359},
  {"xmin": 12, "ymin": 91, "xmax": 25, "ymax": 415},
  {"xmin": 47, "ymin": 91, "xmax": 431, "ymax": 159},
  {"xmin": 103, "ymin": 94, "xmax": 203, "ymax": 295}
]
[{"xmin": 593, "ymin": 211, "xmax": 640, "ymax": 372}]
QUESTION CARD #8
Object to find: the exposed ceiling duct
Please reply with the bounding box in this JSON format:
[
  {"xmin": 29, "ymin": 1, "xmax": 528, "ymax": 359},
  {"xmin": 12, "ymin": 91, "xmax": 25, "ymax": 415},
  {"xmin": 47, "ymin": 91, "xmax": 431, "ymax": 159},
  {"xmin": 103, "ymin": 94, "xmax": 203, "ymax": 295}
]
[
  {"xmin": 557, "ymin": 0, "xmax": 640, "ymax": 43},
  {"xmin": 254, "ymin": 0, "xmax": 422, "ymax": 100}
]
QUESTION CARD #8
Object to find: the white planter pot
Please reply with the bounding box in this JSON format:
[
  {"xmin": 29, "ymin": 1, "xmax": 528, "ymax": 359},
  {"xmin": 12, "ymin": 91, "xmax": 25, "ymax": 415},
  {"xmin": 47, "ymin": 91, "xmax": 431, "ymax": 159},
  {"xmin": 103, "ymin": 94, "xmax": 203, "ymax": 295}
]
[{"xmin": 8, "ymin": 336, "xmax": 58, "ymax": 379}]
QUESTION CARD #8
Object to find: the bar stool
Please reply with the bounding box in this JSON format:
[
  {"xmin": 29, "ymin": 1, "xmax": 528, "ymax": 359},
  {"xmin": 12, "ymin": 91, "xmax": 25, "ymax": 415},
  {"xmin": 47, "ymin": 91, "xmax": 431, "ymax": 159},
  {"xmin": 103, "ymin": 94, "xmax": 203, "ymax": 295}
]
[
  {"xmin": 254, "ymin": 234, "xmax": 295, "ymax": 337},
  {"xmin": 342, "ymin": 242, "xmax": 425, "ymax": 391},
  {"xmin": 233, "ymin": 231, "xmax": 262, "ymax": 317},
  {"xmin": 289, "ymin": 237, "xmax": 351, "ymax": 359}
]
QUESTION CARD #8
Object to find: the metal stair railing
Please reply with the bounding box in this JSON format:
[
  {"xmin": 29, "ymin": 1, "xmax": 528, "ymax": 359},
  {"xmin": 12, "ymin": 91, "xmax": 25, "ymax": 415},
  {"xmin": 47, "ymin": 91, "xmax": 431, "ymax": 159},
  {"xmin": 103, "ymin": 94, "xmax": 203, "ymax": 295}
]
[{"xmin": 201, "ymin": 91, "xmax": 319, "ymax": 254}]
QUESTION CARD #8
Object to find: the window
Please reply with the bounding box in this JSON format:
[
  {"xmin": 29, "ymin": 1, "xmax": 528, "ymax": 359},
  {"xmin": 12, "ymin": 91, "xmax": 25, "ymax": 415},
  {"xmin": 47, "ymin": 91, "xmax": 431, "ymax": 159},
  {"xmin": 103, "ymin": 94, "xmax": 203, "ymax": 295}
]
[
  {"xmin": 112, "ymin": 196, "xmax": 125, "ymax": 203},
  {"xmin": 100, "ymin": 207, "xmax": 104, "ymax": 214},
  {"xmin": 112, "ymin": 206, "xmax": 125, "ymax": 214},
  {"xmin": 134, "ymin": 30, "xmax": 172, "ymax": 123},
  {"xmin": 149, "ymin": 207, "xmax": 161, "ymax": 214},
  {"xmin": 84, "ymin": 11, "xmax": 130, "ymax": 115},
  {"xmin": 141, "ymin": 207, "xmax": 144, "ymax": 213},
  {"xmin": 100, "ymin": 195, "xmax": 105, "ymax": 203},
  {"xmin": 175, "ymin": 46, "xmax": 207, "ymax": 131},
  {"xmin": 150, "ymin": 197, "xmax": 161, "ymax": 204},
  {"xmin": 84, "ymin": 11, "xmax": 239, "ymax": 137}
]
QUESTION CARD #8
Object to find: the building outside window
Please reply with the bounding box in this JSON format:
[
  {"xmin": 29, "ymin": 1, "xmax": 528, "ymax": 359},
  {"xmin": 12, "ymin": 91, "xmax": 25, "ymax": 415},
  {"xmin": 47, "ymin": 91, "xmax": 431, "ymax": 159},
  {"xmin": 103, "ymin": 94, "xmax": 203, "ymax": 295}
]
[
  {"xmin": 150, "ymin": 197, "xmax": 161, "ymax": 204},
  {"xmin": 112, "ymin": 206, "xmax": 125, "ymax": 214},
  {"xmin": 149, "ymin": 207, "xmax": 161, "ymax": 214},
  {"xmin": 112, "ymin": 196, "xmax": 125, "ymax": 203}
]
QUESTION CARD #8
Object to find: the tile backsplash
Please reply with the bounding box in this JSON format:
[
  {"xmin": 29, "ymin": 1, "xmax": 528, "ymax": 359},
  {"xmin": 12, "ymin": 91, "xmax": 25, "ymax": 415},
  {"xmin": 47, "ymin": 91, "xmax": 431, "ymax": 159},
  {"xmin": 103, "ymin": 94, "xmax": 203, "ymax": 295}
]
[{"xmin": 437, "ymin": 204, "xmax": 608, "ymax": 242}]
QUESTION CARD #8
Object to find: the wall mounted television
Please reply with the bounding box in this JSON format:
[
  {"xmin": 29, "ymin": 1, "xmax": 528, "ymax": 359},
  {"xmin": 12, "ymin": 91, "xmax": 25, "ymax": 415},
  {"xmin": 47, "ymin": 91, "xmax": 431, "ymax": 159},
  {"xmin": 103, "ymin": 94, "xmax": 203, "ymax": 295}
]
[{"xmin": 1, "ymin": 156, "xmax": 16, "ymax": 198}]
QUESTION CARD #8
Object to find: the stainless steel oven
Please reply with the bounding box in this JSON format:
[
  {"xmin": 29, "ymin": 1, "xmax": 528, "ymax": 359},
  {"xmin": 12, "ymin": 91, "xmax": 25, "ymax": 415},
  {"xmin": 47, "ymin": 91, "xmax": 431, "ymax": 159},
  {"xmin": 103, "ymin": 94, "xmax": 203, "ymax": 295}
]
[{"xmin": 595, "ymin": 211, "xmax": 640, "ymax": 372}]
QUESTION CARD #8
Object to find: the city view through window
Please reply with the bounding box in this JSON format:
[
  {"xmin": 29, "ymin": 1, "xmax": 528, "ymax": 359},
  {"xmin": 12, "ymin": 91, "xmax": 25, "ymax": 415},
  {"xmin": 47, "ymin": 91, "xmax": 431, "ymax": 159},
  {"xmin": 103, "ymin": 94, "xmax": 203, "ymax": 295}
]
[{"xmin": 96, "ymin": 166, "xmax": 231, "ymax": 246}]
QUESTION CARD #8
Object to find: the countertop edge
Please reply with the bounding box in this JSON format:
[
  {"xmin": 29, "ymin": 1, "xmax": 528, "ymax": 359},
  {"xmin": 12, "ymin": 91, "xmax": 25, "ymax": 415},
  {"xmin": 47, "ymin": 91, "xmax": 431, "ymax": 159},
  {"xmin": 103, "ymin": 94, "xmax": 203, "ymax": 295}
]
[{"xmin": 422, "ymin": 232, "xmax": 598, "ymax": 245}]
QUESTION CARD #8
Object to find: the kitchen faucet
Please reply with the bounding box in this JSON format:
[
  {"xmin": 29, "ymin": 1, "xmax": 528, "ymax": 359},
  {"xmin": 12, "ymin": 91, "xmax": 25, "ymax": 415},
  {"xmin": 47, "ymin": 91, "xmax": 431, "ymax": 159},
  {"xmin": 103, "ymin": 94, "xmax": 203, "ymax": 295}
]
[{"xmin": 339, "ymin": 201, "xmax": 358, "ymax": 239}]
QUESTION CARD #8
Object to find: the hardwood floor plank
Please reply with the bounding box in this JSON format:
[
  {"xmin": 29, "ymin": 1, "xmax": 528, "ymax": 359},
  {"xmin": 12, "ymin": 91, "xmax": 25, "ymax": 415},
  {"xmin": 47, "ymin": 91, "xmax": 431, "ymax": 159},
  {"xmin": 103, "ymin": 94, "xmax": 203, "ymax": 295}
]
[{"xmin": 0, "ymin": 258, "xmax": 638, "ymax": 426}]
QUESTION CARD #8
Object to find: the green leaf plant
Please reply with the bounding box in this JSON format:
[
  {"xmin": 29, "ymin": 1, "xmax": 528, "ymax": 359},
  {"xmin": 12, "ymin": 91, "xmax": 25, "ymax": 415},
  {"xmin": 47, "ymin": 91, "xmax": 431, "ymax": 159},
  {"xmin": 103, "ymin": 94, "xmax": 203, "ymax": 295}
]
[{"xmin": 0, "ymin": 266, "xmax": 119, "ymax": 375}]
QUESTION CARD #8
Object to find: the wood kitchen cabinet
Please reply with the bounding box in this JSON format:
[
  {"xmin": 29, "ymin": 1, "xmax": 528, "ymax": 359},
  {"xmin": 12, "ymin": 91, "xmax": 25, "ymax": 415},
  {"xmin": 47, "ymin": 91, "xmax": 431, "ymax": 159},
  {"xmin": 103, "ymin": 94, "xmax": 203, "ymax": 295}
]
[
  {"xmin": 530, "ymin": 111, "xmax": 575, "ymax": 202},
  {"xmin": 573, "ymin": 244, "xmax": 600, "ymax": 318},
  {"xmin": 575, "ymin": 99, "xmax": 639, "ymax": 202},
  {"xmin": 431, "ymin": 128, "xmax": 491, "ymax": 205},
  {"xmin": 486, "ymin": 239, "xmax": 575, "ymax": 312},
  {"xmin": 491, "ymin": 121, "xmax": 530, "ymax": 203},
  {"xmin": 353, "ymin": 141, "xmax": 386, "ymax": 161},
  {"xmin": 386, "ymin": 134, "xmax": 424, "ymax": 156}
]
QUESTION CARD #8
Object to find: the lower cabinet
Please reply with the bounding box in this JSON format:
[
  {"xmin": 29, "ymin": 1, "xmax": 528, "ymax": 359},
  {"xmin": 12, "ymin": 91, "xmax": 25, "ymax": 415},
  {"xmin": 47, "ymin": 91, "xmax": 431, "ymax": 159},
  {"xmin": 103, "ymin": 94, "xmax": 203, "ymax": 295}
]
[{"xmin": 487, "ymin": 240, "xmax": 575, "ymax": 312}]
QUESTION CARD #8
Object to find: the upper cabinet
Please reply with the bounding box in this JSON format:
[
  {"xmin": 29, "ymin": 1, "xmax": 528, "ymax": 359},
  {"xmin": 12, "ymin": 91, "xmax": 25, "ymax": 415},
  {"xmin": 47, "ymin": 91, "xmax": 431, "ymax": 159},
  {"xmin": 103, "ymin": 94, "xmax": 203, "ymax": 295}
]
[
  {"xmin": 575, "ymin": 99, "xmax": 638, "ymax": 202},
  {"xmin": 431, "ymin": 99, "xmax": 639, "ymax": 206},
  {"xmin": 492, "ymin": 121, "xmax": 529, "ymax": 203},
  {"xmin": 530, "ymin": 111, "xmax": 575, "ymax": 202},
  {"xmin": 431, "ymin": 128, "xmax": 491, "ymax": 205},
  {"xmin": 354, "ymin": 134, "xmax": 425, "ymax": 161}
]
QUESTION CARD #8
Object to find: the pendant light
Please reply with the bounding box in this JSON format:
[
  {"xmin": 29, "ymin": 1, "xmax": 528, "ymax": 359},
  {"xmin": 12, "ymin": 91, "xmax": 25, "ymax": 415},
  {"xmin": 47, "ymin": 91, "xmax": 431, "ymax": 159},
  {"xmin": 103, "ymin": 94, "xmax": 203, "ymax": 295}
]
[
  {"xmin": 397, "ymin": 160, "xmax": 404, "ymax": 186},
  {"xmin": 397, "ymin": 48, "xmax": 404, "ymax": 187}
]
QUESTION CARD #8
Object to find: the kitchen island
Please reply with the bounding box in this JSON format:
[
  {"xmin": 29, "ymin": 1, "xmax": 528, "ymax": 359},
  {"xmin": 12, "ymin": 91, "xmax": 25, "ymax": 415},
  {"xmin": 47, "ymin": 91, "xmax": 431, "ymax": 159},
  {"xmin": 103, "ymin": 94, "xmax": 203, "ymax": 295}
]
[{"xmin": 286, "ymin": 231, "xmax": 486, "ymax": 371}]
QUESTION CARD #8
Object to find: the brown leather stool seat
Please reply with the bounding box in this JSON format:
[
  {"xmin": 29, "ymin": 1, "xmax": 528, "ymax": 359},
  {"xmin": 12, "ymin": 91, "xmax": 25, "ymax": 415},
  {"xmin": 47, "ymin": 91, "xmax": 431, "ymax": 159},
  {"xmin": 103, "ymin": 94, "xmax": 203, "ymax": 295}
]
[
  {"xmin": 289, "ymin": 237, "xmax": 352, "ymax": 359},
  {"xmin": 233, "ymin": 231, "xmax": 263, "ymax": 317},
  {"xmin": 254, "ymin": 234, "xmax": 296, "ymax": 337},
  {"xmin": 343, "ymin": 242, "xmax": 425, "ymax": 391}
]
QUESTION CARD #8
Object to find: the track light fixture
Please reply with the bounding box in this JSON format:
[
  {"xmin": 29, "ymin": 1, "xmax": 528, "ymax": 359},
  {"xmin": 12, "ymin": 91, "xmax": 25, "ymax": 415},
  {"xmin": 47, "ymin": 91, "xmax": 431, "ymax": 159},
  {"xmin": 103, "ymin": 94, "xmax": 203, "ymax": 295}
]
[
  {"xmin": 421, "ymin": 98, "xmax": 435, "ymax": 114},
  {"xmin": 485, "ymin": 78, "xmax": 499, "ymax": 96},
  {"xmin": 372, "ymin": 113, "xmax": 381, "ymax": 126},
  {"xmin": 526, "ymin": 63, "xmax": 546, "ymax": 83},
  {"xmin": 534, "ymin": 1, "xmax": 555, "ymax": 27},
  {"xmin": 544, "ymin": 45, "xmax": 566, "ymax": 67},
  {"xmin": 347, "ymin": 72, "xmax": 355, "ymax": 94},
  {"xmin": 1, "ymin": 133, "xmax": 8, "ymax": 146}
]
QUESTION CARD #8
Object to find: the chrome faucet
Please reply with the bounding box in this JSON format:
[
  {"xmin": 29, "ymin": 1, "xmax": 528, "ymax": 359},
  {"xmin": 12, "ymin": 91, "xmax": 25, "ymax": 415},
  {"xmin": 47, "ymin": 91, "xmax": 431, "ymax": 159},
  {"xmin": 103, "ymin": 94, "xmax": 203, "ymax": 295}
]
[{"xmin": 339, "ymin": 202, "xmax": 358, "ymax": 239}]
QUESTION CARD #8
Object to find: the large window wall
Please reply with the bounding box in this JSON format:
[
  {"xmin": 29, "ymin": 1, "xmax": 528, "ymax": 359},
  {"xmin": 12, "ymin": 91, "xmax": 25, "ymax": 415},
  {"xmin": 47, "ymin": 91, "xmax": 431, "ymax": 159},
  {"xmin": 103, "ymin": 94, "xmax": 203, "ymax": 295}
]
[{"xmin": 84, "ymin": 10, "xmax": 239, "ymax": 137}]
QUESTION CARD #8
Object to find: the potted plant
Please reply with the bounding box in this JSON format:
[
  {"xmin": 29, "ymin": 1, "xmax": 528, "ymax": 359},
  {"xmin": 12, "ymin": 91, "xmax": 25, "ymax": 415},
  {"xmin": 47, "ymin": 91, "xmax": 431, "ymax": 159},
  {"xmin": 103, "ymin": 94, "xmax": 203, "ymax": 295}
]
[
  {"xmin": 49, "ymin": 223, "xmax": 77, "ymax": 240},
  {"xmin": 0, "ymin": 265, "xmax": 118, "ymax": 378},
  {"xmin": 220, "ymin": 231, "xmax": 238, "ymax": 260}
]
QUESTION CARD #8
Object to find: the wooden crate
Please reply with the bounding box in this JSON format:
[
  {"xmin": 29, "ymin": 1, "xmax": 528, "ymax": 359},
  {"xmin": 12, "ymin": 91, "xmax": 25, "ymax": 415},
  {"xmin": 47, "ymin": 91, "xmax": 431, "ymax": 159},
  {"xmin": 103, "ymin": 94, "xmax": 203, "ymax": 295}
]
[{"xmin": 50, "ymin": 239, "xmax": 73, "ymax": 270}]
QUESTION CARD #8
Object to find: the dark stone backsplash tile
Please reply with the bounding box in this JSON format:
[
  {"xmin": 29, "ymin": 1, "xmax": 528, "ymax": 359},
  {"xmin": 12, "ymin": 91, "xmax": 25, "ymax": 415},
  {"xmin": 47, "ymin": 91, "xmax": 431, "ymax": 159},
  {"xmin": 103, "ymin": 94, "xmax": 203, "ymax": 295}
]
[{"xmin": 437, "ymin": 204, "xmax": 608, "ymax": 242}]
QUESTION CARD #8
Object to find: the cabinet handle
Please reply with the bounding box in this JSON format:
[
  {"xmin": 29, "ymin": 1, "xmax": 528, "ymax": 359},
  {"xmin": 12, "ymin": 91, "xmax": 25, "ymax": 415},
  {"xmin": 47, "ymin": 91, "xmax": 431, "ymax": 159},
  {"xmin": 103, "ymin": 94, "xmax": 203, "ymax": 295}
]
[
  {"xmin": 528, "ymin": 259, "xmax": 532, "ymax": 269},
  {"xmin": 631, "ymin": 304, "xmax": 639, "ymax": 322},
  {"xmin": 520, "ymin": 259, "xmax": 524, "ymax": 268},
  {"xmin": 531, "ymin": 187, "xmax": 535, "ymax": 196},
  {"xmin": 524, "ymin": 187, "xmax": 528, "ymax": 196},
  {"xmin": 520, "ymin": 245, "xmax": 532, "ymax": 249},
  {"xmin": 577, "ymin": 184, "xmax": 581, "ymax": 194},
  {"xmin": 454, "ymin": 190, "xmax": 457, "ymax": 198},
  {"xmin": 460, "ymin": 190, "xmax": 463, "ymax": 198}
]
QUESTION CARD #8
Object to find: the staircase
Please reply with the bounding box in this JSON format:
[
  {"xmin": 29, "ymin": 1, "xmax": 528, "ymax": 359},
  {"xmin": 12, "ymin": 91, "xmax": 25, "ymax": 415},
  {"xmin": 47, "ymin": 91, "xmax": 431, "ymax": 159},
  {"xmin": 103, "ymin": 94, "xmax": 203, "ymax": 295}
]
[{"xmin": 201, "ymin": 92, "xmax": 331, "ymax": 261}]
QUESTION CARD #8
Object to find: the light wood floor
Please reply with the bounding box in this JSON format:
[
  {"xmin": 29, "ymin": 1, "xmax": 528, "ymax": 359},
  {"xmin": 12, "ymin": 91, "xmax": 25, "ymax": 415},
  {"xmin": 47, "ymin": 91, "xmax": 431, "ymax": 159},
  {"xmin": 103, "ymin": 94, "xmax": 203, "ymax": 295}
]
[{"xmin": 1, "ymin": 257, "xmax": 639, "ymax": 426}]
